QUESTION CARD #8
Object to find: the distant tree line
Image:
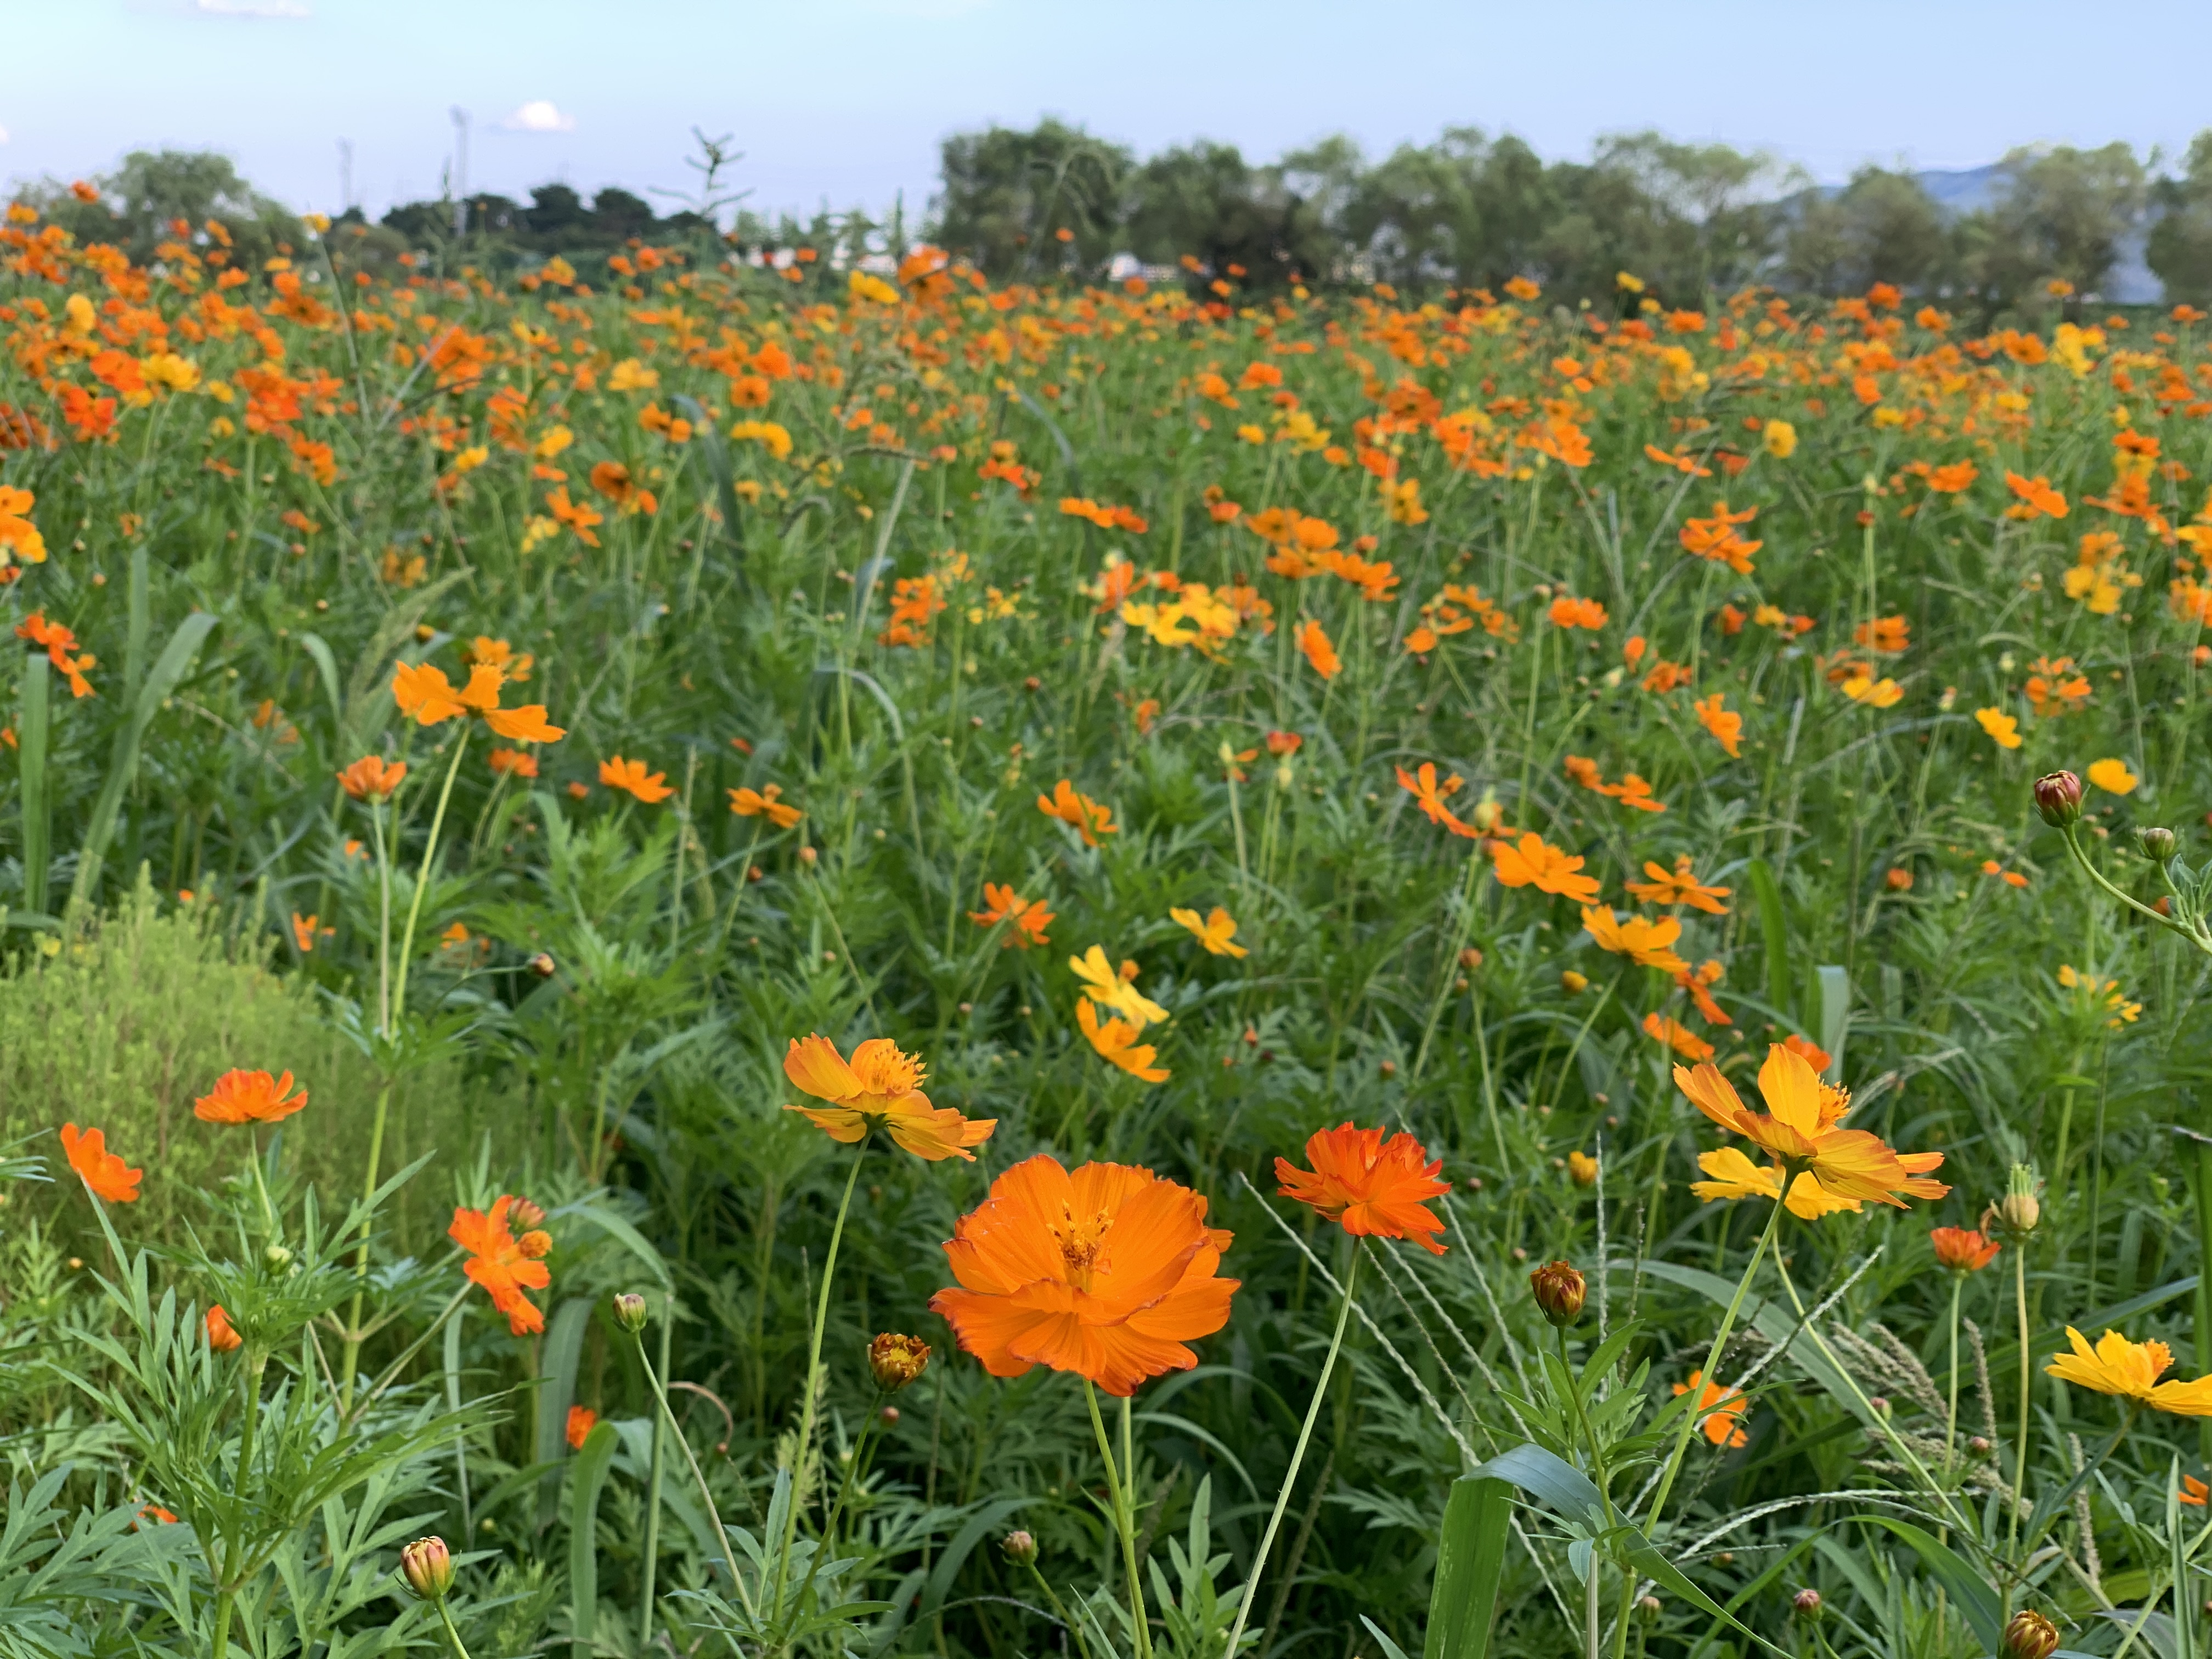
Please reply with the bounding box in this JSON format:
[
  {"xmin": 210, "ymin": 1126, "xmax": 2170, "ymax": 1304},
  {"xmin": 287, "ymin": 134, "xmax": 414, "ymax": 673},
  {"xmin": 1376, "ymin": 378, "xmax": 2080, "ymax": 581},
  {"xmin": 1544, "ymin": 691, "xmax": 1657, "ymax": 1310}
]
[{"xmin": 22, "ymin": 129, "xmax": 2212, "ymax": 313}]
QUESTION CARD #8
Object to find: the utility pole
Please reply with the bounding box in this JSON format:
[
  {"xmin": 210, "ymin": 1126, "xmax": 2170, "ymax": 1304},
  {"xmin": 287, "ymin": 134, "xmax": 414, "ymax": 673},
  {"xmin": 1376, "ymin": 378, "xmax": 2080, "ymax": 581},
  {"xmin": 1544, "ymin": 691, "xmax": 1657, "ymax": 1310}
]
[
  {"xmin": 449, "ymin": 107, "xmax": 470, "ymax": 236},
  {"xmin": 338, "ymin": 139, "xmax": 353, "ymax": 216}
]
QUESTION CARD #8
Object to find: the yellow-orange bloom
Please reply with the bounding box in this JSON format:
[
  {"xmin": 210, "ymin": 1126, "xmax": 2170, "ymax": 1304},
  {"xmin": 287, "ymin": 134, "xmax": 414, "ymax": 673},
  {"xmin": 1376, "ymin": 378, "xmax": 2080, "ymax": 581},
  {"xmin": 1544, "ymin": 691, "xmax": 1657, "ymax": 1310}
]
[
  {"xmin": 1296, "ymin": 618, "xmax": 1341, "ymax": 679},
  {"xmin": 1688, "ymin": 1147, "xmax": 1860, "ymax": 1220},
  {"xmin": 391, "ymin": 659, "xmax": 566, "ymax": 743},
  {"xmin": 1581, "ymin": 906, "xmax": 1690, "ymax": 974},
  {"xmin": 1037, "ymin": 779, "xmax": 1116, "ymax": 846},
  {"xmin": 60, "ymin": 1122, "xmax": 141, "ymax": 1203},
  {"xmin": 2046, "ymin": 1328, "xmax": 2212, "ymax": 1415},
  {"xmin": 1624, "ymin": 856, "xmax": 1730, "ymax": 915},
  {"xmin": 1076, "ymin": 997, "xmax": 1171, "ymax": 1083},
  {"xmin": 1930, "ymin": 1226, "xmax": 2001, "ymax": 1273},
  {"xmin": 782, "ymin": 1035, "xmax": 996, "ymax": 1161},
  {"xmin": 929, "ymin": 1154, "xmax": 1237, "ymax": 1396},
  {"xmin": 1491, "ymin": 833, "xmax": 1600, "ymax": 904},
  {"xmin": 1675, "ymin": 1045, "xmax": 1949, "ymax": 1210},
  {"xmin": 729, "ymin": 783, "xmax": 803, "ymax": 827},
  {"xmin": 1170, "ymin": 905, "xmax": 1247, "ymax": 958},
  {"xmin": 193, "ymin": 1069, "xmax": 308, "ymax": 1125},
  {"xmin": 1070, "ymin": 945, "xmax": 1168, "ymax": 1028},
  {"xmin": 1274, "ymin": 1123, "xmax": 1450, "ymax": 1255},
  {"xmin": 599, "ymin": 755, "xmax": 673, "ymax": 804}
]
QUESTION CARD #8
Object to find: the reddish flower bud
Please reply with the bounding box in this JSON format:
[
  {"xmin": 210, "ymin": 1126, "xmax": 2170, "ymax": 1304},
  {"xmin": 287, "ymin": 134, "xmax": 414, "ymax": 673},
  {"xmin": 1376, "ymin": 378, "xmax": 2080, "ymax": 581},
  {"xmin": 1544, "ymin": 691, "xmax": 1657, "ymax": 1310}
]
[
  {"xmin": 1530, "ymin": 1260, "xmax": 1587, "ymax": 1328},
  {"xmin": 2033, "ymin": 771, "xmax": 2083, "ymax": 828},
  {"xmin": 509, "ymin": 1197, "xmax": 546, "ymax": 1232},
  {"xmin": 399, "ymin": 1536, "xmax": 453, "ymax": 1602},
  {"xmin": 1999, "ymin": 1610, "xmax": 2059, "ymax": 1659},
  {"xmin": 868, "ymin": 1333, "xmax": 931, "ymax": 1393}
]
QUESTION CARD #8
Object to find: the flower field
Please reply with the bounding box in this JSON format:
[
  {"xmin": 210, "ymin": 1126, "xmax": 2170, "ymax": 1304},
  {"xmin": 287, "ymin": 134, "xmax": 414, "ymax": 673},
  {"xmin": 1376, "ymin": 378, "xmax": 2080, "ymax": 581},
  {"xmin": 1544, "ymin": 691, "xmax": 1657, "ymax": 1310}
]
[{"xmin": 5, "ymin": 194, "xmax": 2212, "ymax": 1659}]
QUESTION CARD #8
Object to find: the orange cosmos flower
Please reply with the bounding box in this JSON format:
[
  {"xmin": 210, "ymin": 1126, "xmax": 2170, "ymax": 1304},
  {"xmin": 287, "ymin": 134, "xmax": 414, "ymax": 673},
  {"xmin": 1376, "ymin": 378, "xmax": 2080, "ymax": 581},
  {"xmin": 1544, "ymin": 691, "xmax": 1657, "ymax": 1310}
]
[
  {"xmin": 391, "ymin": 660, "xmax": 566, "ymax": 743},
  {"xmin": 1491, "ymin": 833, "xmax": 1601, "ymax": 904},
  {"xmin": 1395, "ymin": 761, "xmax": 1476, "ymax": 838},
  {"xmin": 1675, "ymin": 1044, "xmax": 1949, "ymax": 1210},
  {"xmin": 1694, "ymin": 692, "xmax": 1742, "ymax": 758},
  {"xmin": 18, "ymin": 613, "xmax": 96, "ymax": 697},
  {"xmin": 566, "ymin": 1406, "xmax": 598, "ymax": 1448},
  {"xmin": 1671, "ymin": 1370, "xmax": 1749, "ymax": 1447},
  {"xmin": 1076, "ymin": 998, "xmax": 1172, "ymax": 1083},
  {"xmin": 1548, "ymin": 595, "xmax": 1608, "ymax": 629},
  {"xmin": 1644, "ymin": 1012, "xmax": 1714, "ymax": 1062},
  {"xmin": 547, "ymin": 486, "xmax": 603, "ymax": 545},
  {"xmin": 488, "ymin": 747, "xmax": 539, "ymax": 778},
  {"xmin": 1580, "ymin": 906, "xmax": 1690, "ymax": 974},
  {"xmin": 205, "ymin": 1304, "xmax": 242, "ymax": 1352},
  {"xmin": 1624, "ymin": 855, "xmax": 1731, "ymax": 915},
  {"xmin": 970, "ymin": 883, "xmax": 1055, "ymax": 948},
  {"xmin": 336, "ymin": 754, "xmax": 407, "ymax": 802},
  {"xmin": 1037, "ymin": 779, "xmax": 1117, "ymax": 845},
  {"xmin": 729, "ymin": 782, "xmax": 803, "ymax": 827},
  {"xmin": 599, "ymin": 755, "xmax": 673, "ymax": 804},
  {"xmin": 1930, "ymin": 1226, "xmax": 2001, "ymax": 1274},
  {"xmin": 590, "ymin": 460, "xmax": 658, "ymax": 515},
  {"xmin": 290, "ymin": 911, "xmax": 318, "ymax": 953},
  {"xmin": 451, "ymin": 1195, "xmax": 551, "ymax": 1336},
  {"xmin": 2184, "ymin": 1474, "xmax": 2210, "ymax": 1507},
  {"xmin": 782, "ymin": 1035, "xmax": 996, "ymax": 1161},
  {"xmin": 193, "ymin": 1068, "xmax": 308, "ymax": 1125},
  {"xmin": 60, "ymin": 1122, "xmax": 140, "ymax": 1203},
  {"xmin": 2046, "ymin": 1328, "xmax": 2212, "ymax": 1415},
  {"xmin": 928, "ymin": 1154, "xmax": 1237, "ymax": 1397},
  {"xmin": 1296, "ymin": 618, "xmax": 1341, "ymax": 679},
  {"xmin": 1274, "ymin": 1122, "xmax": 1451, "ymax": 1255},
  {"xmin": 2005, "ymin": 471, "xmax": 2069, "ymax": 521}
]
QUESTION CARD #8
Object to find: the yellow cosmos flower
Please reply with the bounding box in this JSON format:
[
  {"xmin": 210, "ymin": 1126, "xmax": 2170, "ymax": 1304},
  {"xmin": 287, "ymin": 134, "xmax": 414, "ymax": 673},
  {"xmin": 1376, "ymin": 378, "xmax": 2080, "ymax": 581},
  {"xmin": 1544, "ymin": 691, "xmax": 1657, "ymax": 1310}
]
[
  {"xmin": 2046, "ymin": 1328, "xmax": 2212, "ymax": 1415},
  {"xmin": 2086, "ymin": 758, "xmax": 2139, "ymax": 794},
  {"xmin": 1689, "ymin": 1147, "xmax": 1862, "ymax": 1220},
  {"xmin": 1974, "ymin": 707, "xmax": 2022, "ymax": 750},
  {"xmin": 1069, "ymin": 945, "xmax": 1169, "ymax": 1029}
]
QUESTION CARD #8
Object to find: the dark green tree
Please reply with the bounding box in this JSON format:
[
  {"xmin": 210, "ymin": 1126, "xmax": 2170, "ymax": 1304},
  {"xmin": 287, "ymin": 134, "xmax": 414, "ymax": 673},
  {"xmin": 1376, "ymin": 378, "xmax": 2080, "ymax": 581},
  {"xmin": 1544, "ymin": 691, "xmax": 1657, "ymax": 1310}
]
[
  {"xmin": 1121, "ymin": 140, "xmax": 1335, "ymax": 286},
  {"xmin": 1960, "ymin": 143, "xmax": 2147, "ymax": 304},
  {"xmin": 2149, "ymin": 132, "xmax": 2212, "ymax": 304},
  {"xmin": 933, "ymin": 119, "xmax": 1132, "ymax": 278},
  {"xmin": 1782, "ymin": 166, "xmax": 1950, "ymax": 295}
]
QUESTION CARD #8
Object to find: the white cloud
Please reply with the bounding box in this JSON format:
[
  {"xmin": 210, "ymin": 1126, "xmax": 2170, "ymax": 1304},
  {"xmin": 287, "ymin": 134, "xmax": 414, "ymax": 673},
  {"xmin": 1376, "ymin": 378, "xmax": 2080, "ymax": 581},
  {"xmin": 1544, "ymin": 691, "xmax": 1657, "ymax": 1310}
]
[
  {"xmin": 499, "ymin": 100, "xmax": 576, "ymax": 134},
  {"xmin": 0, "ymin": 127, "xmax": 9, "ymax": 145},
  {"xmin": 193, "ymin": 0, "xmax": 312, "ymax": 15}
]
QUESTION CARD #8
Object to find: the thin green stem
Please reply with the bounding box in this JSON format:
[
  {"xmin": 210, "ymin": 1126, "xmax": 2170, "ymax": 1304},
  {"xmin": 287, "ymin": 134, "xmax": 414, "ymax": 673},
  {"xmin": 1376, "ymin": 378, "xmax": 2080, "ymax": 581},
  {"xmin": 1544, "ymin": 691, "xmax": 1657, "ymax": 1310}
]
[
  {"xmin": 787, "ymin": 1392, "xmax": 884, "ymax": 1628},
  {"xmin": 1085, "ymin": 1380, "xmax": 1154, "ymax": 1659},
  {"xmin": 391, "ymin": 731, "xmax": 471, "ymax": 1021},
  {"xmin": 638, "ymin": 1300, "xmax": 672, "ymax": 1645},
  {"xmin": 2011, "ymin": 1243, "xmax": 2032, "ymax": 1558},
  {"xmin": 1222, "ymin": 1251, "xmax": 1359, "ymax": 1659},
  {"xmin": 1943, "ymin": 1273, "xmax": 1964, "ymax": 1481},
  {"xmin": 1024, "ymin": 1561, "xmax": 1095, "ymax": 1659},
  {"xmin": 630, "ymin": 1328, "xmax": 754, "ymax": 1618},
  {"xmin": 769, "ymin": 1149, "xmax": 866, "ymax": 1622},
  {"xmin": 1643, "ymin": 1195, "xmax": 1784, "ymax": 1533},
  {"xmin": 435, "ymin": 1600, "xmax": 476, "ymax": 1659}
]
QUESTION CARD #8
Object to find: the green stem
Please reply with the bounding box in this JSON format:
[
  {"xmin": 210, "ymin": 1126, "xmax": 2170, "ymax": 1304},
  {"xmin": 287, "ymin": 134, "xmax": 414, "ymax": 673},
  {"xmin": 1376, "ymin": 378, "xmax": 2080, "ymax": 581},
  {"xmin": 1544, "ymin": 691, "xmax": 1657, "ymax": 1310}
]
[
  {"xmin": 1643, "ymin": 1195, "xmax": 1784, "ymax": 1534},
  {"xmin": 213, "ymin": 1351, "xmax": 269, "ymax": 1659},
  {"xmin": 435, "ymin": 1600, "xmax": 476, "ymax": 1659},
  {"xmin": 391, "ymin": 731, "xmax": 471, "ymax": 1022},
  {"xmin": 1024, "ymin": 1561, "xmax": 1095, "ymax": 1659},
  {"xmin": 1943, "ymin": 1274, "xmax": 1964, "ymax": 1482},
  {"xmin": 769, "ymin": 1149, "xmax": 866, "ymax": 1621},
  {"xmin": 1085, "ymin": 1380, "xmax": 1154, "ymax": 1659},
  {"xmin": 2011, "ymin": 1242, "xmax": 2032, "ymax": 1558},
  {"xmin": 336, "ymin": 1080, "xmax": 393, "ymax": 1404},
  {"xmin": 1222, "ymin": 1251, "xmax": 1359, "ymax": 1659},
  {"xmin": 786, "ymin": 1391, "xmax": 883, "ymax": 1627},
  {"xmin": 637, "ymin": 1300, "xmax": 672, "ymax": 1645},
  {"xmin": 630, "ymin": 1327, "xmax": 754, "ymax": 1618}
]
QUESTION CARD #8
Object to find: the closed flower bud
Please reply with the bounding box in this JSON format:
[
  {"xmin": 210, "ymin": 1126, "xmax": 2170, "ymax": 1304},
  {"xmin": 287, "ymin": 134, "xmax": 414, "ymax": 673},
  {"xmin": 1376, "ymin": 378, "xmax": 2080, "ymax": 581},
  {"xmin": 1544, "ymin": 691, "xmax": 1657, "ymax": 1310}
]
[
  {"xmin": 1792, "ymin": 1589, "xmax": 1822, "ymax": 1620},
  {"xmin": 613, "ymin": 1292, "xmax": 648, "ymax": 1333},
  {"xmin": 264, "ymin": 1243, "xmax": 292, "ymax": 1269},
  {"xmin": 529, "ymin": 950, "xmax": 558, "ymax": 978},
  {"xmin": 516, "ymin": 1229, "xmax": 552, "ymax": 1261},
  {"xmin": 879, "ymin": 1405, "xmax": 900, "ymax": 1427},
  {"xmin": 1530, "ymin": 1260, "xmax": 1586, "ymax": 1328},
  {"xmin": 1561, "ymin": 969, "xmax": 1589, "ymax": 994},
  {"xmin": 205, "ymin": 1304, "xmax": 242, "ymax": 1353},
  {"xmin": 509, "ymin": 1197, "xmax": 547, "ymax": 1232},
  {"xmin": 2138, "ymin": 825, "xmax": 2178, "ymax": 861},
  {"xmin": 1458, "ymin": 947, "xmax": 1483, "ymax": 969},
  {"xmin": 1567, "ymin": 1150, "xmax": 1599, "ymax": 1187},
  {"xmin": 868, "ymin": 1333, "xmax": 931, "ymax": 1392},
  {"xmin": 1999, "ymin": 1609, "xmax": 2059, "ymax": 1659},
  {"xmin": 399, "ymin": 1536, "xmax": 453, "ymax": 1602},
  {"xmin": 1984, "ymin": 1163, "xmax": 2042, "ymax": 1240},
  {"xmin": 2033, "ymin": 771, "xmax": 2083, "ymax": 828},
  {"xmin": 1636, "ymin": 1595, "xmax": 1661, "ymax": 1623},
  {"xmin": 1001, "ymin": 1529, "xmax": 1037, "ymax": 1565}
]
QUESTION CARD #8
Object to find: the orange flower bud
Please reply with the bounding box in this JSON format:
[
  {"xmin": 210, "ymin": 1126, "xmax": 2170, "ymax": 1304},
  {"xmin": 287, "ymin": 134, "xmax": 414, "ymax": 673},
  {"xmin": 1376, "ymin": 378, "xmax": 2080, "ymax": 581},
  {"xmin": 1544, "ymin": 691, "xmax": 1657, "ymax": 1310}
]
[
  {"xmin": 1530, "ymin": 1260, "xmax": 1586, "ymax": 1327},
  {"xmin": 868, "ymin": 1333, "xmax": 932, "ymax": 1393}
]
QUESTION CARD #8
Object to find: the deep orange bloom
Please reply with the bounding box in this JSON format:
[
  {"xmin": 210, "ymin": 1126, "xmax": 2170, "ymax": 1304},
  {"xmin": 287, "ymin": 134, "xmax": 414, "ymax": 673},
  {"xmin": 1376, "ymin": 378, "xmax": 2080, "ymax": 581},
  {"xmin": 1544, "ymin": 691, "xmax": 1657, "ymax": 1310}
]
[
  {"xmin": 547, "ymin": 486, "xmax": 604, "ymax": 545},
  {"xmin": 1675, "ymin": 1044, "xmax": 1949, "ymax": 1210},
  {"xmin": 599, "ymin": 755, "xmax": 674, "ymax": 804},
  {"xmin": 336, "ymin": 754, "xmax": 407, "ymax": 802},
  {"xmin": 1296, "ymin": 618, "xmax": 1341, "ymax": 678},
  {"xmin": 970, "ymin": 883, "xmax": 1054, "ymax": 949},
  {"xmin": 193, "ymin": 1069, "xmax": 308, "ymax": 1125},
  {"xmin": 729, "ymin": 783, "xmax": 803, "ymax": 827},
  {"xmin": 1395, "ymin": 762, "xmax": 1476, "ymax": 838},
  {"xmin": 1548, "ymin": 595, "xmax": 1608, "ymax": 629},
  {"xmin": 1672, "ymin": 1370, "xmax": 1750, "ymax": 1447},
  {"xmin": 2185, "ymin": 1474, "xmax": 2210, "ymax": 1507},
  {"xmin": 2005, "ymin": 471, "xmax": 2069, "ymax": 521},
  {"xmin": 566, "ymin": 1406, "xmax": 598, "ymax": 1448},
  {"xmin": 1037, "ymin": 779, "xmax": 1116, "ymax": 845},
  {"xmin": 1644, "ymin": 1012, "xmax": 1714, "ymax": 1062},
  {"xmin": 205, "ymin": 1304, "xmax": 242, "ymax": 1352},
  {"xmin": 590, "ymin": 461, "xmax": 658, "ymax": 515},
  {"xmin": 392, "ymin": 659, "xmax": 566, "ymax": 744},
  {"xmin": 452, "ymin": 1195, "xmax": 551, "ymax": 1336},
  {"xmin": 488, "ymin": 747, "xmax": 539, "ymax": 778},
  {"xmin": 929, "ymin": 1155, "xmax": 1238, "ymax": 1396},
  {"xmin": 60, "ymin": 1122, "xmax": 140, "ymax": 1203},
  {"xmin": 17, "ymin": 613, "xmax": 96, "ymax": 698},
  {"xmin": 1491, "ymin": 833, "xmax": 1601, "ymax": 904},
  {"xmin": 1274, "ymin": 1123, "xmax": 1451, "ymax": 1255},
  {"xmin": 783, "ymin": 1035, "xmax": 996, "ymax": 1161},
  {"xmin": 1931, "ymin": 1227, "xmax": 2001, "ymax": 1273},
  {"xmin": 1694, "ymin": 692, "xmax": 1742, "ymax": 758}
]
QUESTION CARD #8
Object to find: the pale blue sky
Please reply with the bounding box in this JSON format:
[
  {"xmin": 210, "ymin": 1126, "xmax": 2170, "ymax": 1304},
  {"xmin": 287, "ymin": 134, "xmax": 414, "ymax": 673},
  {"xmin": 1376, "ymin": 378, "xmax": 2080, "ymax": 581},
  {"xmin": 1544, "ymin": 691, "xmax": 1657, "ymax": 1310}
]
[{"xmin": 5, "ymin": 0, "xmax": 2208, "ymax": 222}]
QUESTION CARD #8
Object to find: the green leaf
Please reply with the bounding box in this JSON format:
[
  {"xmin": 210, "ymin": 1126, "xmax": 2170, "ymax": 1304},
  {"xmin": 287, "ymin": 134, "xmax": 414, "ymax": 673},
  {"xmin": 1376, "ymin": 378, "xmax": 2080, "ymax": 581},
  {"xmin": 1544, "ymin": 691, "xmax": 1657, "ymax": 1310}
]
[
  {"xmin": 18, "ymin": 652, "xmax": 49, "ymax": 917},
  {"xmin": 560, "ymin": 1201, "xmax": 671, "ymax": 1290},
  {"xmin": 1851, "ymin": 1516, "xmax": 2002, "ymax": 1653},
  {"xmin": 1814, "ymin": 964, "xmax": 1848, "ymax": 1079},
  {"xmin": 299, "ymin": 631, "xmax": 344, "ymax": 735},
  {"xmin": 1746, "ymin": 857, "xmax": 1791, "ymax": 1021},
  {"xmin": 66, "ymin": 608, "xmax": 219, "ymax": 917},
  {"xmin": 1423, "ymin": 1476, "xmax": 1510, "ymax": 1659},
  {"xmin": 918, "ymin": 1497, "xmax": 1030, "ymax": 1620},
  {"xmin": 1474, "ymin": 1442, "xmax": 1601, "ymax": 1526},
  {"xmin": 1361, "ymin": 1615, "xmax": 1417, "ymax": 1659},
  {"xmin": 568, "ymin": 1420, "xmax": 620, "ymax": 1657},
  {"xmin": 536, "ymin": 1298, "xmax": 592, "ymax": 1528}
]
